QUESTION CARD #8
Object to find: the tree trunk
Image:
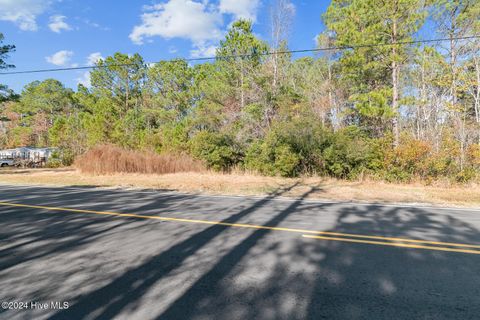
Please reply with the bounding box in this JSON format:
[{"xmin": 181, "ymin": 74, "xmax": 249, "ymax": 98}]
[
  {"xmin": 272, "ymin": 52, "xmax": 278, "ymax": 89},
  {"xmin": 419, "ymin": 52, "xmax": 427, "ymax": 140},
  {"xmin": 126, "ymin": 77, "xmax": 130, "ymax": 113},
  {"xmin": 327, "ymin": 62, "xmax": 338, "ymax": 131},
  {"xmin": 240, "ymin": 58, "xmax": 245, "ymax": 110},
  {"xmin": 449, "ymin": 29, "xmax": 466, "ymax": 169},
  {"xmin": 392, "ymin": 17, "xmax": 400, "ymax": 147},
  {"xmin": 474, "ymin": 55, "xmax": 480, "ymax": 144}
]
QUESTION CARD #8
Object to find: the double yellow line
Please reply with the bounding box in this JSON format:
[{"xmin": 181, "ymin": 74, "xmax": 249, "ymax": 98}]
[
  {"xmin": 1, "ymin": 201, "xmax": 479, "ymax": 255},
  {"xmin": 302, "ymin": 235, "xmax": 480, "ymax": 255}
]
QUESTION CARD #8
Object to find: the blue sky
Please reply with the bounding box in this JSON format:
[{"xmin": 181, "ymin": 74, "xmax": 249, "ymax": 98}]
[{"xmin": 0, "ymin": 0, "xmax": 329, "ymax": 93}]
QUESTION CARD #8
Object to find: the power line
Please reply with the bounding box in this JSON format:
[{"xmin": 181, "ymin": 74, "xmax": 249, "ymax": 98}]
[{"xmin": 1, "ymin": 35, "xmax": 479, "ymax": 76}]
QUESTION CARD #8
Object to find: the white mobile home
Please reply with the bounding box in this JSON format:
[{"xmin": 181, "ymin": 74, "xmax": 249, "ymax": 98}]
[{"xmin": 0, "ymin": 147, "xmax": 57, "ymax": 162}]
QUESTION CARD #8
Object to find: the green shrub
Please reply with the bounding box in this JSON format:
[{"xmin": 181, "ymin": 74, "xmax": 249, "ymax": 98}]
[
  {"xmin": 273, "ymin": 145, "xmax": 301, "ymax": 177},
  {"xmin": 244, "ymin": 141, "xmax": 272, "ymax": 174},
  {"xmin": 189, "ymin": 131, "xmax": 242, "ymax": 171},
  {"xmin": 468, "ymin": 144, "xmax": 480, "ymax": 168},
  {"xmin": 245, "ymin": 123, "xmax": 384, "ymax": 178},
  {"xmin": 244, "ymin": 117, "xmax": 329, "ymax": 176},
  {"xmin": 48, "ymin": 149, "xmax": 75, "ymax": 167},
  {"xmin": 45, "ymin": 158, "xmax": 62, "ymax": 168},
  {"xmin": 244, "ymin": 141, "xmax": 301, "ymax": 177},
  {"xmin": 160, "ymin": 121, "xmax": 190, "ymax": 152},
  {"xmin": 269, "ymin": 118, "xmax": 328, "ymax": 173},
  {"xmin": 322, "ymin": 127, "xmax": 383, "ymax": 179},
  {"xmin": 383, "ymin": 167, "xmax": 412, "ymax": 183},
  {"xmin": 243, "ymin": 117, "xmax": 320, "ymax": 177},
  {"xmin": 455, "ymin": 168, "xmax": 476, "ymax": 183}
]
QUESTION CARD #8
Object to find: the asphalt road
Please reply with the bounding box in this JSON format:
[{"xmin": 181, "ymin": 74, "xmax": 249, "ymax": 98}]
[{"xmin": 0, "ymin": 184, "xmax": 480, "ymax": 320}]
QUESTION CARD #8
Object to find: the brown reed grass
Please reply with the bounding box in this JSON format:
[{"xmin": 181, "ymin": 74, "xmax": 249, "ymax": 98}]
[{"xmin": 75, "ymin": 145, "xmax": 206, "ymax": 175}]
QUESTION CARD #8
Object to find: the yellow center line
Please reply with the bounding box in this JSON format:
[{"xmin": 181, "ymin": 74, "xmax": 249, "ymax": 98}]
[
  {"xmin": 302, "ymin": 235, "xmax": 480, "ymax": 255},
  {"xmin": 1, "ymin": 201, "xmax": 480, "ymax": 251}
]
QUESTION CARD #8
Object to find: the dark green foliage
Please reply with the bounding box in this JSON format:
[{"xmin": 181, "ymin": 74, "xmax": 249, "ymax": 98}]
[
  {"xmin": 0, "ymin": 33, "xmax": 15, "ymax": 70},
  {"xmin": 244, "ymin": 140, "xmax": 301, "ymax": 177},
  {"xmin": 160, "ymin": 121, "xmax": 191, "ymax": 152},
  {"xmin": 244, "ymin": 116, "xmax": 328, "ymax": 177},
  {"xmin": 322, "ymin": 127, "xmax": 384, "ymax": 179},
  {"xmin": 244, "ymin": 121, "xmax": 385, "ymax": 178},
  {"xmin": 0, "ymin": 84, "xmax": 18, "ymax": 103},
  {"xmin": 190, "ymin": 131, "xmax": 242, "ymax": 171},
  {"xmin": 47, "ymin": 149, "xmax": 75, "ymax": 167}
]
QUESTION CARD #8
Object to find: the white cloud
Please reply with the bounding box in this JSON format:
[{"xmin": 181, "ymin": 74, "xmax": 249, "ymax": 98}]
[
  {"xmin": 190, "ymin": 45, "xmax": 217, "ymax": 58},
  {"xmin": 0, "ymin": 0, "xmax": 52, "ymax": 31},
  {"xmin": 46, "ymin": 50, "xmax": 74, "ymax": 66},
  {"xmin": 76, "ymin": 71, "xmax": 91, "ymax": 87},
  {"xmin": 86, "ymin": 52, "xmax": 103, "ymax": 65},
  {"xmin": 219, "ymin": 0, "xmax": 260, "ymax": 21},
  {"xmin": 76, "ymin": 52, "xmax": 104, "ymax": 87},
  {"xmin": 130, "ymin": 0, "xmax": 264, "ymax": 58},
  {"xmin": 129, "ymin": 0, "xmax": 223, "ymax": 45},
  {"xmin": 83, "ymin": 19, "xmax": 110, "ymax": 31},
  {"xmin": 48, "ymin": 15, "xmax": 72, "ymax": 33}
]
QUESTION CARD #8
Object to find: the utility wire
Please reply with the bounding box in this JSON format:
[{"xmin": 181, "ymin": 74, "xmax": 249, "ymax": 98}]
[{"xmin": 1, "ymin": 35, "xmax": 479, "ymax": 75}]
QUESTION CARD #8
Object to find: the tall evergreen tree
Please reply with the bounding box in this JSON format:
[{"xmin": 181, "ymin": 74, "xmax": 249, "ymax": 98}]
[
  {"xmin": 324, "ymin": 0, "xmax": 425, "ymax": 143},
  {"xmin": 0, "ymin": 33, "xmax": 16, "ymax": 103},
  {"xmin": 216, "ymin": 20, "xmax": 268, "ymax": 112}
]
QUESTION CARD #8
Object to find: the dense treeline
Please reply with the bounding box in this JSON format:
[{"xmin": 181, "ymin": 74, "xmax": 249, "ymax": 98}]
[{"xmin": 0, "ymin": 0, "xmax": 479, "ymax": 182}]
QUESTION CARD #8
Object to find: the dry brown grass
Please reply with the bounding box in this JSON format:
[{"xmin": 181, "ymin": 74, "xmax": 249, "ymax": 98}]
[
  {"xmin": 75, "ymin": 145, "xmax": 206, "ymax": 175},
  {"xmin": 0, "ymin": 167, "xmax": 479, "ymax": 208}
]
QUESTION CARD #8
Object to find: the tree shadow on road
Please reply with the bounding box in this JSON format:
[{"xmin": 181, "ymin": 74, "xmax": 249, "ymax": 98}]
[
  {"xmin": 47, "ymin": 182, "xmax": 312, "ymax": 320},
  {"xmin": 302, "ymin": 204, "xmax": 480, "ymax": 319},
  {"xmin": 156, "ymin": 186, "xmax": 322, "ymax": 320},
  {"xmin": 2, "ymin": 184, "xmax": 480, "ymax": 320},
  {"xmin": 149, "ymin": 203, "xmax": 480, "ymax": 320}
]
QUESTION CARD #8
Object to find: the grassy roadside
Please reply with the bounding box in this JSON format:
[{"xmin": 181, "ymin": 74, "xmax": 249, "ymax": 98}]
[{"xmin": 0, "ymin": 167, "xmax": 479, "ymax": 208}]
